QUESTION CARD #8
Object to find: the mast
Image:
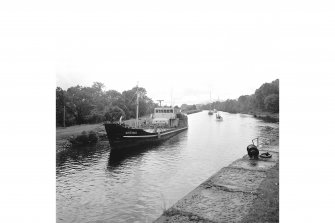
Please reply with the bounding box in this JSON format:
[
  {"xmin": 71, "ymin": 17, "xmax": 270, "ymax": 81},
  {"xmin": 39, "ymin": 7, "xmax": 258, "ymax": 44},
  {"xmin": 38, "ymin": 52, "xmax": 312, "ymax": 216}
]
[
  {"xmin": 136, "ymin": 83, "xmax": 139, "ymax": 128},
  {"xmin": 210, "ymin": 90, "xmax": 212, "ymax": 110},
  {"xmin": 170, "ymin": 88, "xmax": 173, "ymax": 107},
  {"xmin": 157, "ymin": 100, "xmax": 164, "ymax": 107},
  {"xmin": 63, "ymin": 105, "xmax": 66, "ymax": 127}
]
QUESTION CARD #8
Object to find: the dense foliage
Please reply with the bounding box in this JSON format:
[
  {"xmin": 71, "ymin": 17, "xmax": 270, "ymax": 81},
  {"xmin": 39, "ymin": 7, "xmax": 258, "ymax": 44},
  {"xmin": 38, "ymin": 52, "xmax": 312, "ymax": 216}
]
[
  {"xmin": 56, "ymin": 82, "xmax": 157, "ymax": 127},
  {"xmin": 200, "ymin": 79, "xmax": 279, "ymax": 114},
  {"xmin": 180, "ymin": 104, "xmax": 197, "ymax": 111},
  {"xmin": 69, "ymin": 131, "xmax": 99, "ymax": 145}
]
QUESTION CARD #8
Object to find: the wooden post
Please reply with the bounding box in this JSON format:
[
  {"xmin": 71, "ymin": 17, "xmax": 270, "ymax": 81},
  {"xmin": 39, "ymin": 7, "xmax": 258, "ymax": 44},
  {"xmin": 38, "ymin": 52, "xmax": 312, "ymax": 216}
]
[
  {"xmin": 136, "ymin": 91, "xmax": 139, "ymax": 128},
  {"xmin": 63, "ymin": 105, "xmax": 66, "ymax": 127}
]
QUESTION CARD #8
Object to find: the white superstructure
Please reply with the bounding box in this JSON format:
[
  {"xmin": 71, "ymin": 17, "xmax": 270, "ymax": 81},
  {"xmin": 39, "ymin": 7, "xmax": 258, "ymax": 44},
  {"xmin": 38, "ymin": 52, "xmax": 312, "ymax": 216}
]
[{"xmin": 152, "ymin": 107, "xmax": 180, "ymax": 127}]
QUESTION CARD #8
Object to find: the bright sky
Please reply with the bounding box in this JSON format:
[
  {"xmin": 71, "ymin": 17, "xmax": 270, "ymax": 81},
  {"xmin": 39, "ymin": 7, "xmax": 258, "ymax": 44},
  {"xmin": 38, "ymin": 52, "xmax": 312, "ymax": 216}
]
[
  {"xmin": 55, "ymin": 1, "xmax": 334, "ymax": 106},
  {"xmin": 55, "ymin": 1, "xmax": 283, "ymax": 106}
]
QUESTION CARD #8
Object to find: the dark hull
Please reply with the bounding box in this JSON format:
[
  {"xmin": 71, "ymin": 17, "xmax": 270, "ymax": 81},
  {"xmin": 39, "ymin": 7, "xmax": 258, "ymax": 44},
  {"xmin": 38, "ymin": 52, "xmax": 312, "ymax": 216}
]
[{"xmin": 104, "ymin": 123, "xmax": 188, "ymax": 151}]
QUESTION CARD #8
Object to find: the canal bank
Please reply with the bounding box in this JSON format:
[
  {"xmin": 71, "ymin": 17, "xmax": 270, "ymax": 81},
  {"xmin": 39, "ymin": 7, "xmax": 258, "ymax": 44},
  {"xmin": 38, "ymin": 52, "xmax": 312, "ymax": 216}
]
[
  {"xmin": 56, "ymin": 112, "xmax": 203, "ymax": 153},
  {"xmin": 248, "ymin": 111, "xmax": 279, "ymax": 123},
  {"xmin": 155, "ymin": 138, "xmax": 279, "ymax": 222},
  {"xmin": 57, "ymin": 111, "xmax": 278, "ymax": 222},
  {"xmin": 56, "ymin": 117, "xmax": 150, "ymax": 153},
  {"xmin": 56, "ymin": 124, "xmax": 106, "ymax": 153},
  {"xmin": 183, "ymin": 109, "xmax": 202, "ymax": 115}
]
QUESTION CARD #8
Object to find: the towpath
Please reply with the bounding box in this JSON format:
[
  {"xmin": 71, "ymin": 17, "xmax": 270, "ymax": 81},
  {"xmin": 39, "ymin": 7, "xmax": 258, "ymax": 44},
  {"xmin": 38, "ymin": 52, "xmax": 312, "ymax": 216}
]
[{"xmin": 155, "ymin": 139, "xmax": 279, "ymax": 222}]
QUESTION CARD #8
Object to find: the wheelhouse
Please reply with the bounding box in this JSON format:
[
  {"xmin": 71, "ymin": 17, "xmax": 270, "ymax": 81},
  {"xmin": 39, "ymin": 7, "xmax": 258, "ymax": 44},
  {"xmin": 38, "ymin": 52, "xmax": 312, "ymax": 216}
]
[{"xmin": 152, "ymin": 107, "xmax": 179, "ymax": 127}]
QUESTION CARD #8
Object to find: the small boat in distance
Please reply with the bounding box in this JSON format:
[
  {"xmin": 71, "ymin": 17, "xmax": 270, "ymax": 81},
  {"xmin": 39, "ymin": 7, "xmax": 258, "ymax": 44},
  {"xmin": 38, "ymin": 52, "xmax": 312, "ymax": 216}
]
[
  {"xmin": 213, "ymin": 109, "xmax": 217, "ymax": 113},
  {"xmin": 208, "ymin": 90, "xmax": 213, "ymax": 115},
  {"xmin": 216, "ymin": 112, "xmax": 223, "ymax": 121},
  {"xmin": 104, "ymin": 86, "xmax": 188, "ymax": 151}
]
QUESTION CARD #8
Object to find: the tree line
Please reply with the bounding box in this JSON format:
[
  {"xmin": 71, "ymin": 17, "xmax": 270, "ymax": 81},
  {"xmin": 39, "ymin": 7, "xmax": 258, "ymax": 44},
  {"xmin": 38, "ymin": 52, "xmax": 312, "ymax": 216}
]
[
  {"xmin": 200, "ymin": 79, "xmax": 279, "ymax": 114},
  {"xmin": 57, "ymin": 79, "xmax": 278, "ymax": 127},
  {"xmin": 56, "ymin": 82, "xmax": 157, "ymax": 127},
  {"xmin": 181, "ymin": 104, "xmax": 197, "ymax": 111}
]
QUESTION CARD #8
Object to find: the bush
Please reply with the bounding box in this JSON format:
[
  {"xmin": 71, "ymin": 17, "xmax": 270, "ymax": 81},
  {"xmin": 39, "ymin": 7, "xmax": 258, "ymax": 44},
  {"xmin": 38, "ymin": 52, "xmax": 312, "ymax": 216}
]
[
  {"xmin": 88, "ymin": 131, "xmax": 98, "ymax": 143},
  {"xmin": 86, "ymin": 109, "xmax": 105, "ymax": 124},
  {"xmin": 75, "ymin": 131, "xmax": 89, "ymax": 144},
  {"xmin": 69, "ymin": 131, "xmax": 98, "ymax": 145},
  {"xmin": 264, "ymin": 94, "xmax": 279, "ymax": 113},
  {"xmin": 104, "ymin": 106, "xmax": 125, "ymax": 122}
]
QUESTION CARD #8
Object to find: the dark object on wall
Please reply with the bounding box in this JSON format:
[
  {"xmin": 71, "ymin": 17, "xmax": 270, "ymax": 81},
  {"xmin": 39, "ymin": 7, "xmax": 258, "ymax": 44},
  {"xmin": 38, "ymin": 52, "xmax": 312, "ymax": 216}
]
[
  {"xmin": 260, "ymin": 152, "xmax": 272, "ymax": 158},
  {"xmin": 247, "ymin": 144, "xmax": 259, "ymax": 159}
]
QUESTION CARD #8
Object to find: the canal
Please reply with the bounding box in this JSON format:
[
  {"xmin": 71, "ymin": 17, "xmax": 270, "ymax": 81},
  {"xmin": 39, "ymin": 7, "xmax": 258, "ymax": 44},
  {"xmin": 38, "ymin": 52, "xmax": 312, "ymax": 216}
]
[{"xmin": 56, "ymin": 111, "xmax": 279, "ymax": 223}]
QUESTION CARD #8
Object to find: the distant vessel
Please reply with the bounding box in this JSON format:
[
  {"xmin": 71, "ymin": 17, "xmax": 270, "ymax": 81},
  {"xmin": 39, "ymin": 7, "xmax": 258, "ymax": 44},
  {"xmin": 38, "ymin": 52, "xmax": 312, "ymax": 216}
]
[
  {"xmin": 208, "ymin": 90, "xmax": 214, "ymax": 115},
  {"xmin": 213, "ymin": 109, "xmax": 217, "ymax": 113},
  {"xmin": 216, "ymin": 112, "xmax": 223, "ymax": 121},
  {"xmin": 104, "ymin": 87, "xmax": 188, "ymax": 151}
]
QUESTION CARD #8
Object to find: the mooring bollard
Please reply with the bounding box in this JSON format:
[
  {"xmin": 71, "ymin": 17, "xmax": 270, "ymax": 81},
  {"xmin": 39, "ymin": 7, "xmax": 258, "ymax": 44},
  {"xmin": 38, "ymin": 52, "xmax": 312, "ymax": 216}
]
[{"xmin": 247, "ymin": 137, "xmax": 260, "ymax": 159}]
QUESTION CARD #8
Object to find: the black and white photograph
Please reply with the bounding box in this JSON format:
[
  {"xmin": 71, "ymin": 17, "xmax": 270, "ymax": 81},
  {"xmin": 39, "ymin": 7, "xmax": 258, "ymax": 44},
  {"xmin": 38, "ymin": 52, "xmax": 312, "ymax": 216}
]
[
  {"xmin": 1, "ymin": 1, "xmax": 335, "ymax": 223},
  {"xmin": 56, "ymin": 77, "xmax": 279, "ymax": 222},
  {"xmin": 55, "ymin": 2, "xmax": 279, "ymax": 221}
]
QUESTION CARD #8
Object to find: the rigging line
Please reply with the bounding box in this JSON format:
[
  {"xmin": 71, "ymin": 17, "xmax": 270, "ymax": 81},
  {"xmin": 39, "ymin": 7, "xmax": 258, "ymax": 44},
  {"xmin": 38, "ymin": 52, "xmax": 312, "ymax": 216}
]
[{"xmin": 126, "ymin": 85, "xmax": 141, "ymax": 104}]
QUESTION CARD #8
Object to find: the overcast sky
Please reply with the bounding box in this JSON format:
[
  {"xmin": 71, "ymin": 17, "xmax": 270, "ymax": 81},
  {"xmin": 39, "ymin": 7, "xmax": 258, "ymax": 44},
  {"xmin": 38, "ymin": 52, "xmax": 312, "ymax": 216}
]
[
  {"xmin": 55, "ymin": 1, "xmax": 283, "ymax": 106},
  {"xmin": 55, "ymin": 1, "xmax": 331, "ymax": 106}
]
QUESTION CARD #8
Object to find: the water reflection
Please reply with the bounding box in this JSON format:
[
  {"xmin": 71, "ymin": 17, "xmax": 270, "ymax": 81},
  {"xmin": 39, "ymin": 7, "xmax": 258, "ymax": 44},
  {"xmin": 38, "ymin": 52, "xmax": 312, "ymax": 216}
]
[
  {"xmin": 56, "ymin": 141, "xmax": 110, "ymax": 168},
  {"xmin": 107, "ymin": 131, "xmax": 188, "ymax": 169},
  {"xmin": 57, "ymin": 111, "xmax": 278, "ymax": 223}
]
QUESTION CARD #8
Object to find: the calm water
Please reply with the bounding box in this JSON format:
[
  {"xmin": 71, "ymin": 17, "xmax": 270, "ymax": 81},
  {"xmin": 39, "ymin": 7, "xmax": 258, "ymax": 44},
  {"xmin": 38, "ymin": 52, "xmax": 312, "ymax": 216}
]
[{"xmin": 56, "ymin": 111, "xmax": 278, "ymax": 223}]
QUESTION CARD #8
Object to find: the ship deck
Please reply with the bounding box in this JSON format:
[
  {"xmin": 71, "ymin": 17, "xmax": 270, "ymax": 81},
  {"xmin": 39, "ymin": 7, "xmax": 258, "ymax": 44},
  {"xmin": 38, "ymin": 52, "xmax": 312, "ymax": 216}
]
[{"xmin": 142, "ymin": 128, "xmax": 172, "ymax": 133}]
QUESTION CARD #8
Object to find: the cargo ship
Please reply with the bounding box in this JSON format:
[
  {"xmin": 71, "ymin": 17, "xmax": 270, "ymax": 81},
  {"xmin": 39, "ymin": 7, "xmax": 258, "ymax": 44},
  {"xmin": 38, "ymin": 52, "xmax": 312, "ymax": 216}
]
[{"xmin": 104, "ymin": 88, "xmax": 188, "ymax": 151}]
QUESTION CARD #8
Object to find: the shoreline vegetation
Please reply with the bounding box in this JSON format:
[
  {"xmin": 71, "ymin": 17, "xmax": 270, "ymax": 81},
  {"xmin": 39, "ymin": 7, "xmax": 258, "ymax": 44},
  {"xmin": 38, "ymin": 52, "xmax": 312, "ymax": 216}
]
[
  {"xmin": 56, "ymin": 79, "xmax": 278, "ymax": 129},
  {"xmin": 248, "ymin": 110, "xmax": 279, "ymax": 123},
  {"xmin": 56, "ymin": 115, "xmax": 149, "ymax": 153},
  {"xmin": 56, "ymin": 109, "xmax": 276, "ymax": 153},
  {"xmin": 182, "ymin": 109, "xmax": 202, "ymax": 115},
  {"xmin": 56, "ymin": 83, "xmax": 200, "ymax": 129},
  {"xmin": 200, "ymin": 79, "xmax": 279, "ymax": 122},
  {"xmin": 56, "ymin": 79, "xmax": 278, "ymax": 152},
  {"xmin": 56, "ymin": 112, "xmax": 200, "ymax": 153}
]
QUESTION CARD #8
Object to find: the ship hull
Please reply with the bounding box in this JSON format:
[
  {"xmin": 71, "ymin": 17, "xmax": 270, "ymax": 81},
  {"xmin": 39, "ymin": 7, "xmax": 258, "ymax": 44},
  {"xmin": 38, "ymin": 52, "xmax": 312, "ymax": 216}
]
[{"xmin": 104, "ymin": 123, "xmax": 188, "ymax": 151}]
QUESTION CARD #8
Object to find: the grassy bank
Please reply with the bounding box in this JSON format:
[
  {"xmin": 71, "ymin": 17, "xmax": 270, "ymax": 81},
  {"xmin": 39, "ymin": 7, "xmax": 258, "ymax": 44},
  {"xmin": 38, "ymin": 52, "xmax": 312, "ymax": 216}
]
[
  {"xmin": 56, "ymin": 123, "xmax": 104, "ymax": 141},
  {"xmin": 56, "ymin": 111, "xmax": 195, "ymax": 143},
  {"xmin": 183, "ymin": 109, "xmax": 202, "ymax": 115},
  {"xmin": 248, "ymin": 110, "xmax": 279, "ymax": 122},
  {"xmin": 56, "ymin": 116, "xmax": 152, "ymax": 153},
  {"xmin": 56, "ymin": 123, "xmax": 105, "ymax": 153}
]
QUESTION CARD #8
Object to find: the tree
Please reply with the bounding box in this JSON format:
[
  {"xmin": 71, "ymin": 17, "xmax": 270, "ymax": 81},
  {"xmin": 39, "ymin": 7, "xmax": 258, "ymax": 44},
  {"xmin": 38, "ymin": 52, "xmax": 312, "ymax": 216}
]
[
  {"xmin": 237, "ymin": 95, "xmax": 248, "ymax": 112},
  {"xmin": 92, "ymin": 82, "xmax": 105, "ymax": 94},
  {"xmin": 199, "ymin": 79, "xmax": 279, "ymax": 114},
  {"xmin": 104, "ymin": 106, "xmax": 125, "ymax": 122},
  {"xmin": 85, "ymin": 82, "xmax": 109, "ymax": 117},
  {"xmin": 66, "ymin": 85, "xmax": 95, "ymax": 124},
  {"xmin": 254, "ymin": 79, "xmax": 279, "ymax": 110},
  {"xmin": 264, "ymin": 94, "xmax": 279, "ymax": 112},
  {"xmin": 105, "ymin": 90, "xmax": 122, "ymax": 107},
  {"xmin": 121, "ymin": 86, "xmax": 153, "ymax": 119},
  {"xmin": 56, "ymin": 87, "xmax": 66, "ymax": 126},
  {"xmin": 56, "ymin": 83, "xmax": 167, "ymax": 126}
]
